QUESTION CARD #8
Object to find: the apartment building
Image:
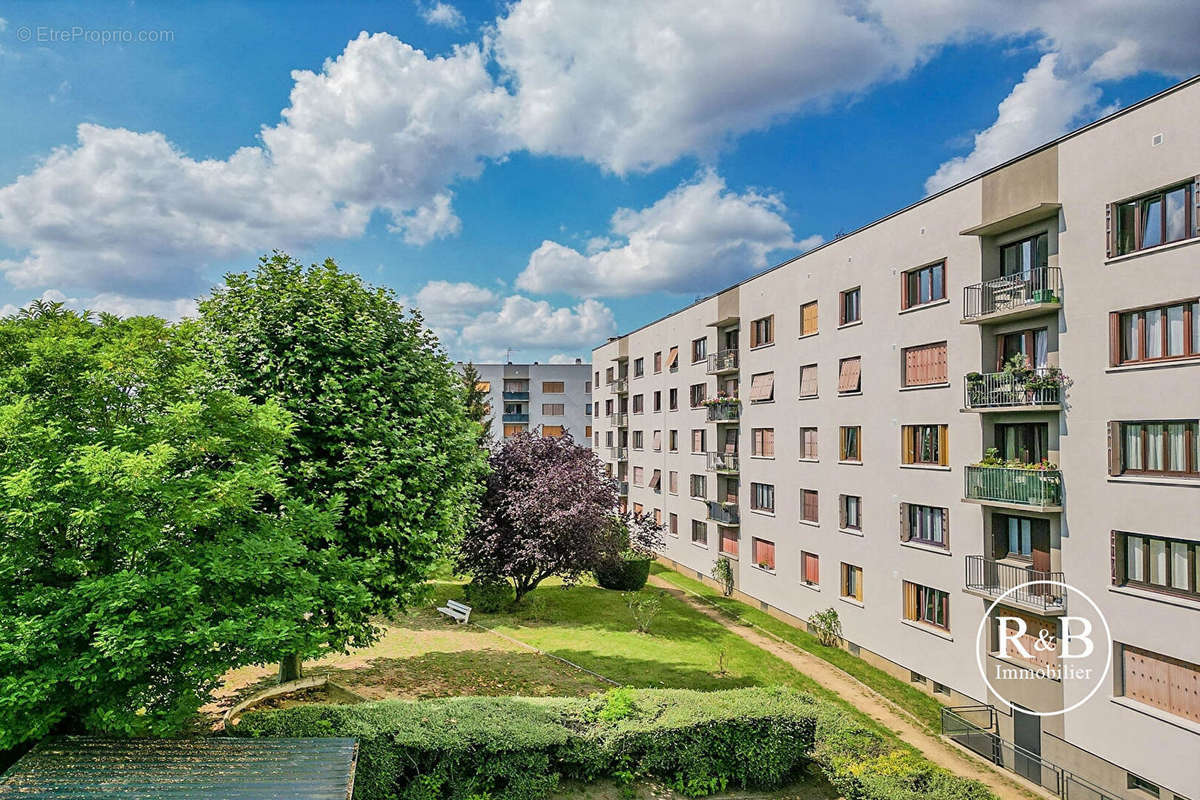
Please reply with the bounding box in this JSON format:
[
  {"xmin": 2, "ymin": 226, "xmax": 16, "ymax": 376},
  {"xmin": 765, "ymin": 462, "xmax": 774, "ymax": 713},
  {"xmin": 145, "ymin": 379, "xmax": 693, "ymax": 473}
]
[
  {"xmin": 462, "ymin": 360, "xmax": 593, "ymax": 445},
  {"xmin": 592, "ymin": 77, "xmax": 1200, "ymax": 800}
]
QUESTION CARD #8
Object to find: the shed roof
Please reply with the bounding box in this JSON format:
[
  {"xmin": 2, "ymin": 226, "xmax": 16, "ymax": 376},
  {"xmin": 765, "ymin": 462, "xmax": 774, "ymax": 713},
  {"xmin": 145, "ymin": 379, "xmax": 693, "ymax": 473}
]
[{"xmin": 0, "ymin": 736, "xmax": 357, "ymax": 800}]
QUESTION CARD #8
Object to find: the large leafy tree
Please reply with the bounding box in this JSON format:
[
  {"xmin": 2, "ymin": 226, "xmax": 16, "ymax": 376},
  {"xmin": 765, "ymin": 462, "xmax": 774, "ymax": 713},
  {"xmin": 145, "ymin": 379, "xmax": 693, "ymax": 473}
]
[
  {"xmin": 197, "ymin": 253, "xmax": 485, "ymax": 680},
  {"xmin": 459, "ymin": 362, "xmax": 493, "ymax": 444},
  {"xmin": 457, "ymin": 430, "xmax": 620, "ymax": 601},
  {"xmin": 0, "ymin": 304, "xmax": 347, "ymax": 748}
]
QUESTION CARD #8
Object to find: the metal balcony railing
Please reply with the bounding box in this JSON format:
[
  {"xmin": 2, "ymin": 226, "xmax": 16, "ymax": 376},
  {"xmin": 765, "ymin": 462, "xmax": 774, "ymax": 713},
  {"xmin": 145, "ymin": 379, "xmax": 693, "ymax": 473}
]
[
  {"xmin": 609, "ymin": 378, "xmax": 628, "ymax": 393},
  {"xmin": 964, "ymin": 465, "xmax": 1062, "ymax": 509},
  {"xmin": 963, "ymin": 266, "xmax": 1061, "ymax": 321},
  {"xmin": 502, "ymin": 391, "xmax": 529, "ymax": 400},
  {"xmin": 616, "ymin": 481, "xmax": 629, "ymax": 495},
  {"xmin": 964, "ymin": 368, "xmax": 1060, "ymax": 410},
  {"xmin": 706, "ymin": 349, "xmax": 739, "ymax": 374},
  {"xmin": 609, "ymin": 446, "xmax": 628, "ymax": 461},
  {"xmin": 705, "ymin": 500, "xmax": 740, "ymax": 525},
  {"xmin": 706, "ymin": 451, "xmax": 739, "ymax": 472},
  {"xmin": 502, "ymin": 412, "xmax": 529, "ymax": 423},
  {"xmin": 705, "ymin": 402, "xmax": 740, "ymax": 422},
  {"xmin": 608, "ymin": 412, "xmax": 628, "ymax": 427},
  {"xmin": 964, "ymin": 556, "xmax": 1066, "ymax": 613}
]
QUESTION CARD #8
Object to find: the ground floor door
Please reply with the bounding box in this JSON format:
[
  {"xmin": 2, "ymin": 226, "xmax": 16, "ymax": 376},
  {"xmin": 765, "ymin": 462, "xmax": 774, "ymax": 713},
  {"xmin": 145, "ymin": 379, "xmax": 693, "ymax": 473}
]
[{"xmin": 1012, "ymin": 705, "xmax": 1041, "ymax": 783}]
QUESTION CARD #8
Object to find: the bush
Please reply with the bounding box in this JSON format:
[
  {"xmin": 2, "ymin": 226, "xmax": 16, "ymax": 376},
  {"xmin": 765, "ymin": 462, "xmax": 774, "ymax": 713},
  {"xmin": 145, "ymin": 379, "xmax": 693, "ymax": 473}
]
[
  {"xmin": 463, "ymin": 578, "xmax": 514, "ymax": 612},
  {"xmin": 595, "ymin": 558, "xmax": 652, "ymax": 591}
]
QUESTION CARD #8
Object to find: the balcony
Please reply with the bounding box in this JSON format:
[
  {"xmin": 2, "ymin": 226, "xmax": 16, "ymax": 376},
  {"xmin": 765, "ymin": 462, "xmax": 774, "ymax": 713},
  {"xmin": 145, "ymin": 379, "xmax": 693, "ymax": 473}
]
[
  {"xmin": 502, "ymin": 391, "xmax": 530, "ymax": 400},
  {"xmin": 964, "ymin": 556, "xmax": 1066, "ymax": 614},
  {"xmin": 962, "ymin": 267, "xmax": 1061, "ymax": 324},
  {"xmin": 706, "ymin": 349, "xmax": 739, "ymax": 375},
  {"xmin": 706, "ymin": 451, "xmax": 739, "ymax": 473},
  {"xmin": 616, "ymin": 480, "xmax": 629, "ymax": 496},
  {"xmin": 609, "ymin": 378, "xmax": 628, "ymax": 394},
  {"xmin": 609, "ymin": 446, "xmax": 628, "ymax": 461},
  {"xmin": 607, "ymin": 412, "xmax": 628, "ymax": 427},
  {"xmin": 502, "ymin": 413, "xmax": 529, "ymax": 423},
  {"xmin": 964, "ymin": 369, "xmax": 1062, "ymax": 412},
  {"xmin": 705, "ymin": 400, "xmax": 740, "ymax": 423},
  {"xmin": 705, "ymin": 500, "xmax": 740, "ymax": 526},
  {"xmin": 963, "ymin": 465, "xmax": 1062, "ymax": 512}
]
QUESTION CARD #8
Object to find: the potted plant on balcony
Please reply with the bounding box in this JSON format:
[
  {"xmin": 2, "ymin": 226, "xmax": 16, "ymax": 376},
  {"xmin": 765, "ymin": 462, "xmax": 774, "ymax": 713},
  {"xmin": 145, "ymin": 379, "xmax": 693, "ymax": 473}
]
[
  {"xmin": 965, "ymin": 371, "xmax": 986, "ymax": 406},
  {"xmin": 1024, "ymin": 366, "xmax": 1072, "ymax": 402}
]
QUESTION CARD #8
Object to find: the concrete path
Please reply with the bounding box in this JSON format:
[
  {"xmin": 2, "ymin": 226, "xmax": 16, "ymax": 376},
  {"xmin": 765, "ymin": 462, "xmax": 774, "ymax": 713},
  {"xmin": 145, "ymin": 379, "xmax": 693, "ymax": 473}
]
[{"xmin": 647, "ymin": 574, "xmax": 1047, "ymax": 800}]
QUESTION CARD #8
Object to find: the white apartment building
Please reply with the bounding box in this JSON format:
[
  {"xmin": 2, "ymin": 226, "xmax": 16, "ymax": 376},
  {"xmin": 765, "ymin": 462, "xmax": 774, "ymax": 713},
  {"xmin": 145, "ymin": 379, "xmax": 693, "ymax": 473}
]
[
  {"xmin": 462, "ymin": 360, "xmax": 593, "ymax": 446},
  {"xmin": 592, "ymin": 77, "xmax": 1200, "ymax": 799}
]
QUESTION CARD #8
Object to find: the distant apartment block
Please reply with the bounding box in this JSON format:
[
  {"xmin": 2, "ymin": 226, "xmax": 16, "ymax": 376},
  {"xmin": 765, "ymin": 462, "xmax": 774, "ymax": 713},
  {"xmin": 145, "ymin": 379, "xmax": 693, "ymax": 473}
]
[
  {"xmin": 460, "ymin": 360, "xmax": 593, "ymax": 445},
  {"xmin": 593, "ymin": 78, "xmax": 1200, "ymax": 799}
]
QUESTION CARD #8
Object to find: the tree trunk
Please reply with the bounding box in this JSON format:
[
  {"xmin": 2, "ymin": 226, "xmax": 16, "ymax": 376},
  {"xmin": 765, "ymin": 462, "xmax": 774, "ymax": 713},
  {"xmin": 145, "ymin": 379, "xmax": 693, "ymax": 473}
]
[{"xmin": 278, "ymin": 652, "xmax": 303, "ymax": 683}]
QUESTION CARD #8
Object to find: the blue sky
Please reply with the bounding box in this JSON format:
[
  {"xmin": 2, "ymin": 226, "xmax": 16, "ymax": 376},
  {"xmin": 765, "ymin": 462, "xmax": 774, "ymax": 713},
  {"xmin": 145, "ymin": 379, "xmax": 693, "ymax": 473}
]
[{"xmin": 0, "ymin": 1, "xmax": 1194, "ymax": 362}]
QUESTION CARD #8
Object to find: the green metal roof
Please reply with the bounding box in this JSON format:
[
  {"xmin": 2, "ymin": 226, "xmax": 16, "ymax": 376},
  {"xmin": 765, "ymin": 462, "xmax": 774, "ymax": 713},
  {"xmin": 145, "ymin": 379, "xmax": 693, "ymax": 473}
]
[{"xmin": 0, "ymin": 736, "xmax": 358, "ymax": 799}]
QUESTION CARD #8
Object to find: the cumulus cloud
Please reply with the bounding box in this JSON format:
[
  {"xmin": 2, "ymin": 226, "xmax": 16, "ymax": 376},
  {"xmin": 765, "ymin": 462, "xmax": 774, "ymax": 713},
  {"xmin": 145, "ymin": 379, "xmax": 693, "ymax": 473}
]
[
  {"xmin": 461, "ymin": 295, "xmax": 615, "ymax": 350},
  {"xmin": 516, "ymin": 170, "xmax": 816, "ymax": 298},
  {"xmin": 421, "ymin": 2, "xmax": 466, "ymax": 29},
  {"xmin": 2, "ymin": 289, "xmax": 198, "ymax": 320}
]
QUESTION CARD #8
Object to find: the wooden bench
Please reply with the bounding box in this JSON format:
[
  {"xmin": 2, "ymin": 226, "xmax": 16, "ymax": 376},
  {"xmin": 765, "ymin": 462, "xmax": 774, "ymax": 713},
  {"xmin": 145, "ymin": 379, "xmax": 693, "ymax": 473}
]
[{"xmin": 437, "ymin": 599, "xmax": 471, "ymax": 624}]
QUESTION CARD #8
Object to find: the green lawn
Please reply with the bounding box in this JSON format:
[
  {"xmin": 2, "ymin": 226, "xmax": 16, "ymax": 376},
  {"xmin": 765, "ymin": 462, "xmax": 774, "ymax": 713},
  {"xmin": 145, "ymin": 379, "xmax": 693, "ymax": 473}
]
[{"xmin": 649, "ymin": 564, "xmax": 945, "ymax": 732}]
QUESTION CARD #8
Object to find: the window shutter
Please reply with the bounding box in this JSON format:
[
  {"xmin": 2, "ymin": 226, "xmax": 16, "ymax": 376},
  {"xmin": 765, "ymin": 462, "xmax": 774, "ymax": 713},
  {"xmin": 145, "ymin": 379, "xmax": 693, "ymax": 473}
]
[
  {"xmin": 902, "ymin": 426, "xmax": 915, "ymax": 464},
  {"xmin": 1107, "ymin": 421, "xmax": 1122, "ymax": 476},
  {"xmin": 1194, "ymin": 177, "xmax": 1200, "ymax": 237},
  {"xmin": 1108, "ymin": 312, "xmax": 1121, "ymax": 367},
  {"xmin": 1110, "ymin": 530, "xmax": 1118, "ymax": 584},
  {"xmin": 942, "ymin": 508, "xmax": 949, "ymax": 547},
  {"xmin": 666, "ymin": 347, "xmax": 679, "ymax": 369},
  {"xmin": 941, "ymin": 593, "xmax": 950, "ymax": 630},
  {"xmin": 899, "ymin": 503, "xmax": 911, "ymax": 541},
  {"xmin": 903, "ymin": 581, "xmax": 917, "ymax": 620},
  {"xmin": 938, "ymin": 425, "xmax": 949, "ymax": 466},
  {"xmin": 1105, "ymin": 202, "xmax": 1114, "ymax": 259},
  {"xmin": 764, "ymin": 428, "xmax": 774, "ymax": 457},
  {"xmin": 839, "ymin": 497, "xmax": 847, "ymax": 529},
  {"xmin": 900, "ymin": 270, "xmax": 909, "ymax": 309},
  {"xmin": 855, "ymin": 571, "xmax": 863, "ymax": 602}
]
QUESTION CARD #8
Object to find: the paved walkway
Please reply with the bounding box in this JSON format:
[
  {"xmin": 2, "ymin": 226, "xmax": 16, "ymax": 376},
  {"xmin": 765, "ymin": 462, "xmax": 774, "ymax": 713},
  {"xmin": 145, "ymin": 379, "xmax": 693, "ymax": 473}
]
[{"xmin": 647, "ymin": 574, "xmax": 1046, "ymax": 800}]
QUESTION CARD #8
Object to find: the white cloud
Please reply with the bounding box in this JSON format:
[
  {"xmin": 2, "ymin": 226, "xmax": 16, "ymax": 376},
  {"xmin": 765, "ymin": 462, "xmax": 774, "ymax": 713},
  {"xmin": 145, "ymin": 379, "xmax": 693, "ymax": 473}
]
[
  {"xmin": 0, "ymin": 17, "xmax": 7, "ymax": 32},
  {"xmin": 421, "ymin": 2, "xmax": 466, "ymax": 29},
  {"xmin": 460, "ymin": 295, "xmax": 615, "ymax": 350},
  {"xmin": 413, "ymin": 279, "xmax": 498, "ymax": 327},
  {"xmin": 392, "ymin": 192, "xmax": 462, "ymax": 245},
  {"xmin": 3, "ymin": 289, "xmax": 197, "ymax": 320},
  {"xmin": 516, "ymin": 170, "xmax": 815, "ymax": 298}
]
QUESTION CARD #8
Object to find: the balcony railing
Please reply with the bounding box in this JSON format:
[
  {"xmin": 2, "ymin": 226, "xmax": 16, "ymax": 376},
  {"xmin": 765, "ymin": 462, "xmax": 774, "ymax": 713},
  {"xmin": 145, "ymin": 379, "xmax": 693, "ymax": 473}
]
[
  {"xmin": 964, "ymin": 556, "xmax": 1066, "ymax": 613},
  {"xmin": 607, "ymin": 412, "xmax": 628, "ymax": 427},
  {"xmin": 502, "ymin": 412, "xmax": 529, "ymax": 423},
  {"xmin": 964, "ymin": 465, "xmax": 1062, "ymax": 510},
  {"xmin": 609, "ymin": 446, "xmax": 628, "ymax": 461},
  {"xmin": 706, "ymin": 349, "xmax": 739, "ymax": 374},
  {"xmin": 616, "ymin": 481, "xmax": 629, "ymax": 495},
  {"xmin": 705, "ymin": 500, "xmax": 740, "ymax": 525},
  {"xmin": 963, "ymin": 266, "xmax": 1061, "ymax": 322},
  {"xmin": 706, "ymin": 451, "xmax": 739, "ymax": 472},
  {"xmin": 964, "ymin": 369, "xmax": 1060, "ymax": 410},
  {"xmin": 705, "ymin": 401, "xmax": 740, "ymax": 422},
  {"xmin": 609, "ymin": 378, "xmax": 628, "ymax": 394},
  {"xmin": 502, "ymin": 390, "xmax": 530, "ymax": 400}
]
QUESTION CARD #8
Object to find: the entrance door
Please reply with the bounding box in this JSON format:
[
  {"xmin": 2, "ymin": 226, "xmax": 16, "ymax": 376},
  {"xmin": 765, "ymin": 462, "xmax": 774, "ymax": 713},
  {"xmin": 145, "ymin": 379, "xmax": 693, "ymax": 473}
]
[{"xmin": 1012, "ymin": 706, "xmax": 1041, "ymax": 784}]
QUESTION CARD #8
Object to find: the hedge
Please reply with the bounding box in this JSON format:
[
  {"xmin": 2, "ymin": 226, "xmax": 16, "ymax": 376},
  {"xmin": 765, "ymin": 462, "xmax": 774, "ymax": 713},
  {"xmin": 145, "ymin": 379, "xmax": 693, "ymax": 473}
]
[
  {"xmin": 594, "ymin": 558, "xmax": 652, "ymax": 591},
  {"xmin": 234, "ymin": 687, "xmax": 995, "ymax": 800}
]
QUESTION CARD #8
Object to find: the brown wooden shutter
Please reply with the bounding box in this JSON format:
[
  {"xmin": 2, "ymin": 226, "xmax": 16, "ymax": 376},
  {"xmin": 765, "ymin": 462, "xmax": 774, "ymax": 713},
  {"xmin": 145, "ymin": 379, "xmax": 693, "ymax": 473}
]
[
  {"xmin": 942, "ymin": 593, "xmax": 950, "ymax": 631},
  {"xmin": 899, "ymin": 503, "xmax": 910, "ymax": 541},
  {"xmin": 995, "ymin": 334, "xmax": 1006, "ymax": 371},
  {"xmin": 942, "ymin": 507, "xmax": 949, "ymax": 547},
  {"xmin": 938, "ymin": 425, "xmax": 949, "ymax": 466},
  {"xmin": 839, "ymin": 497, "xmax": 847, "ymax": 529},
  {"xmin": 903, "ymin": 581, "xmax": 917, "ymax": 620},
  {"xmin": 1107, "ymin": 421, "xmax": 1122, "ymax": 476},
  {"xmin": 902, "ymin": 426, "xmax": 915, "ymax": 464},
  {"xmin": 1105, "ymin": 202, "xmax": 1114, "ymax": 259},
  {"xmin": 900, "ymin": 271, "xmax": 908, "ymax": 310},
  {"xmin": 1108, "ymin": 312, "xmax": 1122, "ymax": 367}
]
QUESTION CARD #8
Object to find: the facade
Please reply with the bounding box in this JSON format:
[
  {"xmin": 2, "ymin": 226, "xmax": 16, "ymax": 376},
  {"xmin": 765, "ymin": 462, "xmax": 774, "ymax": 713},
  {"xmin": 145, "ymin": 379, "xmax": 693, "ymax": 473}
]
[
  {"xmin": 592, "ymin": 77, "xmax": 1200, "ymax": 799},
  {"xmin": 461, "ymin": 360, "xmax": 593, "ymax": 445}
]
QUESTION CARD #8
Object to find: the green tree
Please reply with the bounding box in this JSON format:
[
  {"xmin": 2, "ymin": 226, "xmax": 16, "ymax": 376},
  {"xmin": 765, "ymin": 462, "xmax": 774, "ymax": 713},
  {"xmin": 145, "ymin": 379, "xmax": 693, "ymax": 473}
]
[
  {"xmin": 459, "ymin": 362, "xmax": 493, "ymax": 444},
  {"xmin": 197, "ymin": 253, "xmax": 485, "ymax": 680},
  {"xmin": 0, "ymin": 304, "xmax": 348, "ymax": 748}
]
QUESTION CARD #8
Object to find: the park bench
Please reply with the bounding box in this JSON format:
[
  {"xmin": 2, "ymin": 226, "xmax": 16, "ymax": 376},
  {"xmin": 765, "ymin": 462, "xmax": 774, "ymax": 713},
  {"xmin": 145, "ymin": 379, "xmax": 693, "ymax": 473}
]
[{"xmin": 437, "ymin": 599, "xmax": 472, "ymax": 624}]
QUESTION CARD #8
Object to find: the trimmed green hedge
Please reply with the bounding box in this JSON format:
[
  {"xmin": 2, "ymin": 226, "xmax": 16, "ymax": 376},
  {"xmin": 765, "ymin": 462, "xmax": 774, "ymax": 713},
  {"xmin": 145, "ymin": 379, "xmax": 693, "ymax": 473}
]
[
  {"xmin": 594, "ymin": 558, "xmax": 652, "ymax": 591},
  {"xmin": 234, "ymin": 688, "xmax": 995, "ymax": 800}
]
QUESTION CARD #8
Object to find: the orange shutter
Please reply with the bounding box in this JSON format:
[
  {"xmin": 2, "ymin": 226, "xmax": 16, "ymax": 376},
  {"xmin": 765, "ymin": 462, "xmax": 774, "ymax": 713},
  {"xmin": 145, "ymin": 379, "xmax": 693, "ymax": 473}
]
[
  {"xmin": 749, "ymin": 372, "xmax": 775, "ymax": 402},
  {"xmin": 902, "ymin": 426, "xmax": 915, "ymax": 464},
  {"xmin": 802, "ymin": 303, "xmax": 818, "ymax": 335},
  {"xmin": 666, "ymin": 347, "xmax": 679, "ymax": 369},
  {"xmin": 649, "ymin": 470, "xmax": 662, "ymax": 489},
  {"xmin": 802, "ymin": 552, "xmax": 819, "ymax": 584},
  {"xmin": 754, "ymin": 539, "xmax": 776, "ymax": 569},
  {"xmin": 763, "ymin": 428, "xmax": 774, "ymax": 457},
  {"xmin": 903, "ymin": 581, "xmax": 918, "ymax": 620},
  {"xmin": 938, "ymin": 425, "xmax": 949, "ymax": 466}
]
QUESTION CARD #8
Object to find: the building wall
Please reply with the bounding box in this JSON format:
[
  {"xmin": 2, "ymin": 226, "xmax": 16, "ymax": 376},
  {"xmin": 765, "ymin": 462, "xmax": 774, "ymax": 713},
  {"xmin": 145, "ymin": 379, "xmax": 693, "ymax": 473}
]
[
  {"xmin": 593, "ymin": 78, "xmax": 1200, "ymax": 799},
  {"xmin": 462, "ymin": 362, "xmax": 593, "ymax": 446}
]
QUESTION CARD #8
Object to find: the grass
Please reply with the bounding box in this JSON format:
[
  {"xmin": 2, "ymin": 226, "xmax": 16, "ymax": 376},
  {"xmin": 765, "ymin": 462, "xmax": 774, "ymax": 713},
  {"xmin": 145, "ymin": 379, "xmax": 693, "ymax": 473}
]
[{"xmin": 649, "ymin": 564, "xmax": 946, "ymax": 732}]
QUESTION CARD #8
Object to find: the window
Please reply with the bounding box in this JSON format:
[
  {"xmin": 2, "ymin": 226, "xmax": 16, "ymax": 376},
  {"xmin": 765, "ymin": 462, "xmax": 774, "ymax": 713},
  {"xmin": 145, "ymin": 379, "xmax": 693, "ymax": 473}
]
[
  {"xmin": 750, "ymin": 482, "xmax": 775, "ymax": 513},
  {"xmin": 653, "ymin": 508, "xmax": 662, "ymax": 525},
  {"xmin": 632, "ymin": 431, "xmax": 644, "ymax": 449},
  {"xmin": 503, "ymin": 423, "xmax": 525, "ymax": 437},
  {"xmin": 585, "ymin": 425, "xmax": 592, "ymax": 438},
  {"xmin": 689, "ymin": 383, "xmax": 707, "ymax": 407},
  {"xmin": 652, "ymin": 430, "xmax": 662, "ymax": 451},
  {"xmin": 690, "ymin": 474, "xmax": 707, "ymax": 498},
  {"xmin": 632, "ymin": 502, "xmax": 643, "ymax": 514},
  {"xmin": 903, "ymin": 581, "xmax": 949, "ymax": 630},
  {"xmin": 585, "ymin": 403, "xmax": 592, "ymax": 416},
  {"xmin": 799, "ymin": 364, "xmax": 818, "ymax": 398},
  {"xmin": 801, "ymin": 301, "xmax": 818, "ymax": 336},
  {"xmin": 669, "ymin": 388, "xmax": 678, "ymax": 410},
  {"xmin": 841, "ymin": 564, "xmax": 863, "ymax": 602},
  {"xmin": 1002, "ymin": 515, "xmax": 1035, "ymax": 558},
  {"xmin": 691, "ymin": 337, "xmax": 707, "ymax": 363},
  {"xmin": 746, "ymin": 371, "xmax": 775, "ymax": 404},
  {"xmin": 1110, "ymin": 420, "xmax": 1199, "ymax": 477},
  {"xmin": 1119, "ymin": 644, "xmax": 1200, "ymax": 725},
  {"xmin": 901, "ymin": 504, "xmax": 948, "ymax": 547},
  {"xmin": 605, "ymin": 399, "xmax": 613, "ymax": 415},
  {"xmin": 719, "ymin": 528, "xmax": 739, "ymax": 556},
  {"xmin": 1111, "ymin": 300, "xmax": 1199, "ymax": 365},
  {"xmin": 585, "ymin": 381, "xmax": 591, "ymax": 394},
  {"xmin": 474, "ymin": 380, "xmax": 492, "ymax": 393},
  {"xmin": 691, "ymin": 520, "xmax": 708, "ymax": 546},
  {"xmin": 633, "ymin": 357, "xmax": 644, "ymax": 378},
  {"xmin": 633, "ymin": 394, "xmax": 646, "ymax": 414},
  {"xmin": 995, "ymin": 422, "xmax": 1048, "ymax": 464},
  {"xmin": 901, "ymin": 261, "xmax": 946, "ymax": 309},
  {"xmin": 1000, "ymin": 232, "xmax": 1048, "ymax": 277},
  {"xmin": 840, "ymin": 495, "xmax": 861, "ymax": 531},
  {"xmin": 594, "ymin": 370, "xmax": 600, "ymax": 386},
  {"xmin": 800, "ymin": 551, "xmax": 819, "ymax": 585},
  {"xmin": 666, "ymin": 346, "xmax": 679, "ymax": 372},
  {"xmin": 1112, "ymin": 180, "xmax": 1195, "ymax": 257},
  {"xmin": 542, "ymin": 403, "xmax": 565, "ymax": 415},
  {"xmin": 1115, "ymin": 531, "xmax": 1200, "ymax": 599},
  {"xmin": 691, "ymin": 429, "xmax": 706, "ymax": 453},
  {"xmin": 902, "ymin": 424, "xmax": 948, "ymax": 466},
  {"xmin": 654, "ymin": 351, "xmax": 662, "ymax": 373},
  {"xmin": 633, "ymin": 466, "xmax": 644, "ymax": 486},
  {"xmin": 839, "ymin": 426, "xmax": 861, "ymax": 462},
  {"xmin": 669, "ymin": 430, "xmax": 678, "ymax": 452},
  {"xmin": 902, "ymin": 342, "xmax": 948, "ymax": 386},
  {"xmin": 750, "ymin": 315, "xmax": 774, "ymax": 347},
  {"xmin": 653, "ymin": 390, "xmax": 662, "ymax": 412},
  {"xmin": 668, "ymin": 470, "xmax": 678, "ymax": 494},
  {"xmin": 1126, "ymin": 773, "xmax": 1161, "ymax": 798},
  {"xmin": 543, "ymin": 381, "xmax": 565, "ymax": 393},
  {"xmin": 605, "ymin": 367, "xmax": 614, "ymax": 384},
  {"xmin": 801, "ymin": 489, "xmax": 819, "ymax": 523},
  {"xmin": 996, "ymin": 328, "xmax": 1049, "ymax": 370},
  {"xmin": 605, "ymin": 430, "xmax": 614, "ymax": 447},
  {"xmin": 837, "ymin": 357, "xmax": 861, "ymax": 394},
  {"xmin": 649, "ymin": 469, "xmax": 662, "ymax": 491},
  {"xmin": 753, "ymin": 538, "xmax": 776, "ymax": 571},
  {"xmin": 800, "ymin": 427, "xmax": 818, "ymax": 460},
  {"xmin": 669, "ymin": 513, "xmax": 678, "ymax": 535},
  {"xmin": 542, "ymin": 425, "xmax": 564, "ymax": 437},
  {"xmin": 840, "ymin": 288, "xmax": 861, "ymax": 325},
  {"xmin": 751, "ymin": 427, "xmax": 775, "ymax": 458}
]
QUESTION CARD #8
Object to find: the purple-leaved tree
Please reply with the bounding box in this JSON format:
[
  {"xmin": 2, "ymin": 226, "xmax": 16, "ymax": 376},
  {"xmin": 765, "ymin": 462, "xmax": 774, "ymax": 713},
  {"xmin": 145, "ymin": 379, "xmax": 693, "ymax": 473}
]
[{"xmin": 458, "ymin": 430, "xmax": 622, "ymax": 601}]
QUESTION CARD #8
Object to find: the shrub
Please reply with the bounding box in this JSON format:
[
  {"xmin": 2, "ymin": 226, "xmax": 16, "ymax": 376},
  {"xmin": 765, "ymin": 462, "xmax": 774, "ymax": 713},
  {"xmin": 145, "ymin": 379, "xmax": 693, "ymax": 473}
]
[
  {"xmin": 807, "ymin": 607, "xmax": 843, "ymax": 647},
  {"xmin": 710, "ymin": 558, "xmax": 735, "ymax": 597},
  {"xmin": 595, "ymin": 558, "xmax": 652, "ymax": 591},
  {"xmin": 622, "ymin": 591, "xmax": 662, "ymax": 633},
  {"xmin": 463, "ymin": 578, "xmax": 514, "ymax": 613}
]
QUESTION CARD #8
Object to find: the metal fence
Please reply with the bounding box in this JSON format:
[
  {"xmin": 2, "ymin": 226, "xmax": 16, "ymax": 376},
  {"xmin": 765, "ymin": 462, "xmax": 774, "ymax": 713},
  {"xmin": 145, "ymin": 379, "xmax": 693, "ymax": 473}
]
[
  {"xmin": 705, "ymin": 501, "xmax": 740, "ymax": 525},
  {"xmin": 964, "ymin": 556, "xmax": 1066, "ymax": 612},
  {"xmin": 964, "ymin": 368, "xmax": 1060, "ymax": 409},
  {"xmin": 706, "ymin": 451, "xmax": 739, "ymax": 472},
  {"xmin": 706, "ymin": 349, "xmax": 739, "ymax": 374},
  {"xmin": 964, "ymin": 465, "xmax": 1063, "ymax": 508},
  {"xmin": 705, "ymin": 402, "xmax": 740, "ymax": 422},
  {"xmin": 963, "ymin": 266, "xmax": 1062, "ymax": 320}
]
